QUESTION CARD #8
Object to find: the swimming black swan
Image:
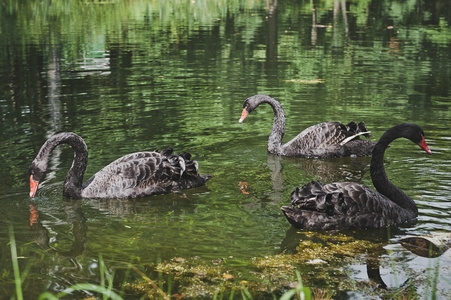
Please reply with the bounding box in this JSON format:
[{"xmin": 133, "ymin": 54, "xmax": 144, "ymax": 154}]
[
  {"xmin": 280, "ymin": 123, "xmax": 432, "ymax": 230},
  {"xmin": 29, "ymin": 132, "xmax": 211, "ymax": 199},
  {"xmin": 239, "ymin": 94, "xmax": 376, "ymax": 158}
]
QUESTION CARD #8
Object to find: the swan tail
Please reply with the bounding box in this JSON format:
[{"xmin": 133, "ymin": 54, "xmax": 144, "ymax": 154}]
[
  {"xmin": 180, "ymin": 153, "xmax": 212, "ymax": 185},
  {"xmin": 346, "ymin": 121, "xmax": 372, "ymax": 138},
  {"xmin": 160, "ymin": 147, "xmax": 174, "ymax": 156},
  {"xmin": 153, "ymin": 149, "xmax": 211, "ymax": 191},
  {"xmin": 181, "ymin": 153, "xmax": 200, "ymax": 176},
  {"xmin": 356, "ymin": 121, "xmax": 372, "ymax": 137},
  {"xmin": 339, "ymin": 121, "xmax": 372, "ymax": 146},
  {"xmin": 339, "ymin": 131, "xmax": 372, "ymax": 146},
  {"xmin": 177, "ymin": 156, "xmax": 186, "ymax": 178},
  {"xmin": 289, "ymin": 181, "xmax": 337, "ymax": 216},
  {"xmin": 162, "ymin": 150, "xmax": 202, "ymax": 178}
]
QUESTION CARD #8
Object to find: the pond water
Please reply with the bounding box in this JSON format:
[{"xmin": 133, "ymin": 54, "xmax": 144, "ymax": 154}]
[{"xmin": 1, "ymin": 0, "xmax": 451, "ymax": 299}]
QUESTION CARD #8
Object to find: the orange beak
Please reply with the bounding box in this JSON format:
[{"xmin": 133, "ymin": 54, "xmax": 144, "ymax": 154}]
[
  {"xmin": 30, "ymin": 175, "xmax": 39, "ymax": 198},
  {"xmin": 419, "ymin": 136, "xmax": 432, "ymax": 154},
  {"xmin": 239, "ymin": 107, "xmax": 249, "ymax": 123}
]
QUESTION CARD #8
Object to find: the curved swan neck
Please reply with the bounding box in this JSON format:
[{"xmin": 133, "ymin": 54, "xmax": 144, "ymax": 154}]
[
  {"xmin": 34, "ymin": 132, "xmax": 88, "ymax": 197},
  {"xmin": 370, "ymin": 130, "xmax": 418, "ymax": 215},
  {"xmin": 257, "ymin": 95, "xmax": 286, "ymax": 154}
]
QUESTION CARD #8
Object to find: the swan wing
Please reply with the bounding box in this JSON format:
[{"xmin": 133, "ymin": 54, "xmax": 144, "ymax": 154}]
[
  {"xmin": 288, "ymin": 181, "xmax": 369, "ymax": 215},
  {"xmin": 81, "ymin": 149, "xmax": 192, "ymax": 198},
  {"xmin": 288, "ymin": 121, "xmax": 370, "ymax": 149},
  {"xmin": 282, "ymin": 121, "xmax": 374, "ymax": 157},
  {"xmin": 281, "ymin": 181, "xmax": 410, "ymax": 230}
]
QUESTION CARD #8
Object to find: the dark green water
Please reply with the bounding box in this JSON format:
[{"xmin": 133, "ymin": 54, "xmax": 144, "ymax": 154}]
[{"xmin": 1, "ymin": 0, "xmax": 450, "ymax": 298}]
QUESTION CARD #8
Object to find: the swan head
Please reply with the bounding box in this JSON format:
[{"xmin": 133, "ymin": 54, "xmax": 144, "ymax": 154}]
[
  {"xmin": 28, "ymin": 163, "xmax": 45, "ymax": 198},
  {"xmin": 239, "ymin": 94, "xmax": 275, "ymax": 123},
  {"xmin": 390, "ymin": 123, "xmax": 432, "ymax": 154},
  {"xmin": 405, "ymin": 123, "xmax": 432, "ymax": 154}
]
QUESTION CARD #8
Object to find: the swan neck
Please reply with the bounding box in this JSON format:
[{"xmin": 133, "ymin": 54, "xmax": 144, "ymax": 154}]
[
  {"xmin": 370, "ymin": 135, "xmax": 418, "ymax": 215},
  {"xmin": 265, "ymin": 97, "xmax": 285, "ymax": 154},
  {"xmin": 35, "ymin": 132, "xmax": 88, "ymax": 197}
]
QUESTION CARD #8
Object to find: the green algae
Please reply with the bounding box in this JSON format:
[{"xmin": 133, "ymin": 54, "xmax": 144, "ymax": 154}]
[
  {"xmin": 124, "ymin": 232, "xmax": 397, "ymax": 299},
  {"xmin": 251, "ymin": 232, "xmax": 387, "ymax": 297}
]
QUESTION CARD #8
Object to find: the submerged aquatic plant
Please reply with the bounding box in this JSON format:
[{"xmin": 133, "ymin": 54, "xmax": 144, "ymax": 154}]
[
  {"xmin": 125, "ymin": 232, "xmax": 389, "ymax": 299},
  {"xmin": 8, "ymin": 225, "xmax": 124, "ymax": 300}
]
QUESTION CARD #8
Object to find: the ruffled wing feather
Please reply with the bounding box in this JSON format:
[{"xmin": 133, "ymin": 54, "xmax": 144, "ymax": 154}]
[
  {"xmin": 283, "ymin": 121, "xmax": 375, "ymax": 157},
  {"xmin": 81, "ymin": 148, "xmax": 210, "ymax": 199},
  {"xmin": 281, "ymin": 181, "xmax": 416, "ymax": 230}
]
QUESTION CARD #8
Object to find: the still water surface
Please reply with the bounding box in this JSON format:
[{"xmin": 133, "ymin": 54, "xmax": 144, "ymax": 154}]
[{"xmin": 1, "ymin": 0, "xmax": 451, "ymax": 298}]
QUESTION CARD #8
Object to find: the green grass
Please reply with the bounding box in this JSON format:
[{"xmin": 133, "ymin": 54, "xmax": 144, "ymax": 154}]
[
  {"xmin": 9, "ymin": 225, "xmax": 123, "ymax": 300},
  {"xmin": 8, "ymin": 226, "xmax": 24, "ymax": 300},
  {"xmin": 279, "ymin": 270, "xmax": 311, "ymax": 300}
]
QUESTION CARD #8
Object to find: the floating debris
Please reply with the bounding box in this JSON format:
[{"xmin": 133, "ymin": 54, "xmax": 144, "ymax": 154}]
[
  {"xmin": 222, "ymin": 273, "xmax": 234, "ymax": 280},
  {"xmin": 285, "ymin": 79, "xmax": 325, "ymax": 84},
  {"xmin": 238, "ymin": 181, "xmax": 250, "ymax": 194},
  {"xmin": 399, "ymin": 233, "xmax": 451, "ymax": 258},
  {"xmin": 305, "ymin": 258, "xmax": 328, "ymax": 264}
]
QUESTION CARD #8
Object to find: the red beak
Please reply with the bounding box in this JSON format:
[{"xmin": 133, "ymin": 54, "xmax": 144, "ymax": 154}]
[
  {"xmin": 239, "ymin": 107, "xmax": 249, "ymax": 123},
  {"xmin": 30, "ymin": 175, "xmax": 39, "ymax": 198},
  {"xmin": 419, "ymin": 136, "xmax": 432, "ymax": 154}
]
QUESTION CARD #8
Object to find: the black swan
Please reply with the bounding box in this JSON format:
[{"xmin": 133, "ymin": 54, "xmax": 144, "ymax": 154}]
[
  {"xmin": 239, "ymin": 94, "xmax": 376, "ymax": 158},
  {"xmin": 29, "ymin": 132, "xmax": 211, "ymax": 199},
  {"xmin": 280, "ymin": 123, "xmax": 432, "ymax": 230}
]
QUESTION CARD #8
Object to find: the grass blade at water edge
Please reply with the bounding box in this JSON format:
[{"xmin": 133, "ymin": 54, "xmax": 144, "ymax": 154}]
[
  {"xmin": 9, "ymin": 225, "xmax": 24, "ymax": 300},
  {"xmin": 279, "ymin": 270, "xmax": 311, "ymax": 300},
  {"xmin": 37, "ymin": 284, "xmax": 123, "ymax": 300}
]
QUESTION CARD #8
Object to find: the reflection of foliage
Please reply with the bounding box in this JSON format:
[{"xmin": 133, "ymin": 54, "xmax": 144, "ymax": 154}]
[
  {"xmin": 0, "ymin": 1, "xmax": 450, "ymax": 298},
  {"xmin": 425, "ymin": 18, "xmax": 451, "ymax": 44},
  {"xmin": 0, "ymin": 0, "xmax": 264, "ymax": 51}
]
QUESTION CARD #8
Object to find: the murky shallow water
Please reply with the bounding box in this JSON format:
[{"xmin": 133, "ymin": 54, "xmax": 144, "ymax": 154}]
[{"xmin": 1, "ymin": 0, "xmax": 450, "ymax": 298}]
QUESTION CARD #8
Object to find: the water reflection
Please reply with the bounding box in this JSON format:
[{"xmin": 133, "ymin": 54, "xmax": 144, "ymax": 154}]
[
  {"xmin": 281, "ymin": 226, "xmax": 451, "ymax": 297},
  {"xmin": 399, "ymin": 233, "xmax": 451, "ymax": 258},
  {"xmin": 30, "ymin": 201, "xmax": 87, "ymax": 259},
  {"xmin": 43, "ymin": 44, "xmax": 64, "ymax": 183},
  {"xmin": 46, "ymin": 45, "xmax": 63, "ymax": 136},
  {"xmin": 1, "ymin": 0, "xmax": 451, "ymax": 298},
  {"xmin": 237, "ymin": 153, "xmax": 374, "ymax": 231},
  {"xmin": 239, "ymin": 154, "xmax": 371, "ymax": 210},
  {"xmin": 86, "ymin": 194, "xmax": 198, "ymax": 217},
  {"xmin": 280, "ymin": 227, "xmax": 393, "ymax": 291},
  {"xmin": 332, "ymin": 0, "xmax": 349, "ymax": 47},
  {"xmin": 28, "ymin": 200, "xmax": 89, "ymax": 296},
  {"xmin": 265, "ymin": 0, "xmax": 278, "ymax": 70},
  {"xmin": 282, "ymin": 155, "xmax": 371, "ymax": 183}
]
